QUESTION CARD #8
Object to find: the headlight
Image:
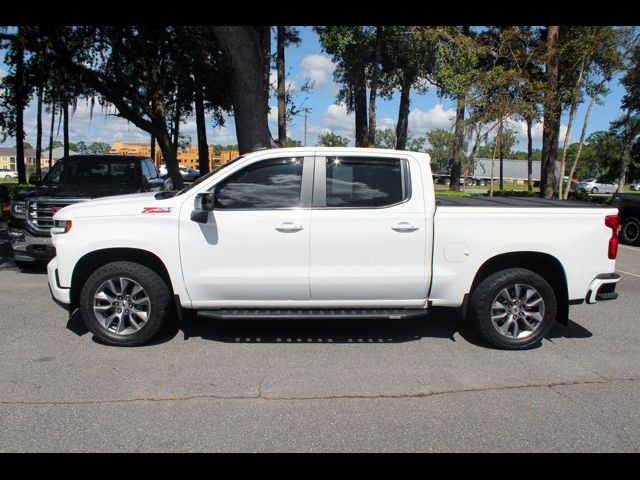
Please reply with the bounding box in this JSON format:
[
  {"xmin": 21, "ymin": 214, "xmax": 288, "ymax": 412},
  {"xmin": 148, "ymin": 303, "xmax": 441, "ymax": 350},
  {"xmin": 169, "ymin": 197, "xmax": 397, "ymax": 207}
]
[
  {"xmin": 51, "ymin": 220, "xmax": 72, "ymax": 234},
  {"xmin": 10, "ymin": 200, "xmax": 26, "ymax": 219}
]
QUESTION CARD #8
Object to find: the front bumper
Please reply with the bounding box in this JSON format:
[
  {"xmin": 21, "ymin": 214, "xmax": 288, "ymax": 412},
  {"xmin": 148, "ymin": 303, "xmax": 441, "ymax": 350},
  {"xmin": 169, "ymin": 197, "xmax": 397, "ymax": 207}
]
[
  {"xmin": 8, "ymin": 226, "xmax": 54, "ymax": 262},
  {"xmin": 586, "ymin": 273, "xmax": 620, "ymax": 304},
  {"xmin": 47, "ymin": 257, "xmax": 71, "ymax": 306}
]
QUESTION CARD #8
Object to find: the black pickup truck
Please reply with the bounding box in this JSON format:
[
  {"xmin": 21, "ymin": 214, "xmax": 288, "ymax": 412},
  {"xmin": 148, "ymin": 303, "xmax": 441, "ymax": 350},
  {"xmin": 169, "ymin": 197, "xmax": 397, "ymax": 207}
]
[
  {"xmin": 613, "ymin": 193, "xmax": 640, "ymax": 246},
  {"xmin": 8, "ymin": 154, "xmax": 164, "ymax": 264}
]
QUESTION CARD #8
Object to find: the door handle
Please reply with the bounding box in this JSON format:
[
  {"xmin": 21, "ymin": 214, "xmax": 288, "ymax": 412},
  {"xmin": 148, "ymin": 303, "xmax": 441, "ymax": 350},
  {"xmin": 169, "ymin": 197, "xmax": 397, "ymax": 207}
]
[
  {"xmin": 275, "ymin": 222, "xmax": 304, "ymax": 233},
  {"xmin": 391, "ymin": 222, "xmax": 419, "ymax": 233}
]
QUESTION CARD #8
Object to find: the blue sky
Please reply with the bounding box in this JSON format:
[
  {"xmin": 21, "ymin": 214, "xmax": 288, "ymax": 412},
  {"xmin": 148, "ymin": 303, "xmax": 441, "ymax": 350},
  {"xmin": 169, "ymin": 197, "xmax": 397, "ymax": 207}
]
[{"xmin": 0, "ymin": 26, "xmax": 629, "ymax": 152}]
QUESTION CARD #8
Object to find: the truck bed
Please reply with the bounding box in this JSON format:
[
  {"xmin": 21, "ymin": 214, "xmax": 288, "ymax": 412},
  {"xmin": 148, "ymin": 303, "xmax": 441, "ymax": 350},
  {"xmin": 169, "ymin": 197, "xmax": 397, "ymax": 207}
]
[{"xmin": 436, "ymin": 196, "xmax": 604, "ymax": 208}]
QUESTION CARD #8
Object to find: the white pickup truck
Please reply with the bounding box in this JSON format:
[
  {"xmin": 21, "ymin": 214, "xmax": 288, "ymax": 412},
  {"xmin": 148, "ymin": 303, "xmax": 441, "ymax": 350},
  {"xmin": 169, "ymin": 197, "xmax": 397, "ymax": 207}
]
[{"xmin": 47, "ymin": 147, "xmax": 621, "ymax": 349}]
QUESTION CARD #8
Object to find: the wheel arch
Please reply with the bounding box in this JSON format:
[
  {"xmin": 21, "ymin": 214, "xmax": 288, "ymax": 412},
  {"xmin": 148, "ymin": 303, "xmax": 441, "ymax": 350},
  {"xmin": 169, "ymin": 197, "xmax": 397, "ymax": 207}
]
[
  {"xmin": 70, "ymin": 248, "xmax": 174, "ymax": 312},
  {"xmin": 468, "ymin": 251, "xmax": 569, "ymax": 325}
]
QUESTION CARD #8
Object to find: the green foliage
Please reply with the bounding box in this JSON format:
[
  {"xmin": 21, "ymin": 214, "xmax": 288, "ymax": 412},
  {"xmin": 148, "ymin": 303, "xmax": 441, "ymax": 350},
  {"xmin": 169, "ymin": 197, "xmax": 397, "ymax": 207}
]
[
  {"xmin": 283, "ymin": 137, "xmax": 302, "ymax": 147},
  {"xmin": 489, "ymin": 190, "xmax": 538, "ymax": 197},
  {"xmin": 72, "ymin": 141, "xmax": 111, "ymax": 154},
  {"xmin": 434, "ymin": 190, "xmax": 475, "ymax": 197},
  {"xmin": 316, "ymin": 131, "xmax": 350, "ymax": 147},
  {"xmin": 425, "ymin": 128, "xmax": 467, "ymax": 171}
]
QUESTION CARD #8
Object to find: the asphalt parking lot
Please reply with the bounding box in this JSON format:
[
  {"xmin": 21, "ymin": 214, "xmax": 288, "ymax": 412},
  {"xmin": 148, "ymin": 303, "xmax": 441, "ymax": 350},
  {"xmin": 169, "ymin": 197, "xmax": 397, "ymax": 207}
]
[{"xmin": 0, "ymin": 223, "xmax": 639, "ymax": 452}]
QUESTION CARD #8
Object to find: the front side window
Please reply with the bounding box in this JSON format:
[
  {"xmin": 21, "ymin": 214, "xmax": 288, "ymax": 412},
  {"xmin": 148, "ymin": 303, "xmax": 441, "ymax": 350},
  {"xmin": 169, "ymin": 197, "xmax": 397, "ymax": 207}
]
[
  {"xmin": 44, "ymin": 157, "xmax": 140, "ymax": 186},
  {"xmin": 325, "ymin": 157, "xmax": 407, "ymax": 208},
  {"xmin": 214, "ymin": 157, "xmax": 304, "ymax": 209}
]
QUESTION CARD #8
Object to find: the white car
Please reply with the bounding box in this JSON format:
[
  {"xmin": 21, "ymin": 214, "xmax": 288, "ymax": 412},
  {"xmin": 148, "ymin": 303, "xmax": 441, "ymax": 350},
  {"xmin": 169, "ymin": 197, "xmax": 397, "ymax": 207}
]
[
  {"xmin": 159, "ymin": 164, "xmax": 200, "ymax": 181},
  {"xmin": 630, "ymin": 183, "xmax": 640, "ymax": 192},
  {"xmin": 48, "ymin": 147, "xmax": 621, "ymax": 350},
  {"xmin": 0, "ymin": 169, "xmax": 18, "ymax": 179},
  {"xmin": 576, "ymin": 178, "xmax": 618, "ymax": 194}
]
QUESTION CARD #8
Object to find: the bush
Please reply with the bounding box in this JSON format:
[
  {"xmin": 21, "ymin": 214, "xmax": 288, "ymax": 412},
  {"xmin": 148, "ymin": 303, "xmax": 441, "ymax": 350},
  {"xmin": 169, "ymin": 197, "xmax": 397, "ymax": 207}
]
[
  {"xmin": 0, "ymin": 184, "xmax": 33, "ymax": 204},
  {"xmin": 434, "ymin": 190, "xmax": 475, "ymax": 197},
  {"xmin": 567, "ymin": 190, "xmax": 613, "ymax": 205},
  {"xmin": 488, "ymin": 190, "xmax": 538, "ymax": 198}
]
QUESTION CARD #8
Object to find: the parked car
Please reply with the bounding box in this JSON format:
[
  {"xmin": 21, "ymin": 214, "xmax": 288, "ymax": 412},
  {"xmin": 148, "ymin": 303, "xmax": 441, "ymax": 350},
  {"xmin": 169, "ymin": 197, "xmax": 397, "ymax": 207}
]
[
  {"xmin": 613, "ymin": 193, "xmax": 640, "ymax": 246},
  {"xmin": 8, "ymin": 155, "xmax": 164, "ymax": 264},
  {"xmin": 47, "ymin": 147, "xmax": 621, "ymax": 350},
  {"xmin": 0, "ymin": 168, "xmax": 18, "ymax": 179},
  {"xmin": 576, "ymin": 178, "xmax": 618, "ymax": 194},
  {"xmin": 630, "ymin": 182, "xmax": 640, "ymax": 191},
  {"xmin": 159, "ymin": 164, "xmax": 200, "ymax": 181}
]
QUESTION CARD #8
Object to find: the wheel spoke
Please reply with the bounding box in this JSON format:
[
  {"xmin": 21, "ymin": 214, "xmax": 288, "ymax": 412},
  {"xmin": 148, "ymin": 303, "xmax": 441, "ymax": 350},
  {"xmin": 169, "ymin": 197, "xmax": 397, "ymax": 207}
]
[
  {"xmin": 93, "ymin": 277, "xmax": 150, "ymax": 336},
  {"xmin": 490, "ymin": 282, "xmax": 545, "ymax": 340}
]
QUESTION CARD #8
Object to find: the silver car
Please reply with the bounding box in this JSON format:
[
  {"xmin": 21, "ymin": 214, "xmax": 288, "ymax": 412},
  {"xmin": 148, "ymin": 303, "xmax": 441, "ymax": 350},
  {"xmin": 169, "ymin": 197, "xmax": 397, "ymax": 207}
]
[{"xmin": 576, "ymin": 178, "xmax": 618, "ymax": 194}]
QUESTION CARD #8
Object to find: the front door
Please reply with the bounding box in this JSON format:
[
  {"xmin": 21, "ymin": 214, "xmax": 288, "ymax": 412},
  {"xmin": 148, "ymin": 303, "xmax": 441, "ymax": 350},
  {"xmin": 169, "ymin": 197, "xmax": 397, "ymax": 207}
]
[{"xmin": 179, "ymin": 155, "xmax": 314, "ymax": 307}]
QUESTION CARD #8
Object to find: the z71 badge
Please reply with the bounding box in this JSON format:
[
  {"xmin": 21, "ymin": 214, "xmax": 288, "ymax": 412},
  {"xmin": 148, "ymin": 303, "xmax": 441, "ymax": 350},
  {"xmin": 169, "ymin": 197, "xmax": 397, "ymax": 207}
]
[{"xmin": 142, "ymin": 207, "xmax": 172, "ymax": 214}]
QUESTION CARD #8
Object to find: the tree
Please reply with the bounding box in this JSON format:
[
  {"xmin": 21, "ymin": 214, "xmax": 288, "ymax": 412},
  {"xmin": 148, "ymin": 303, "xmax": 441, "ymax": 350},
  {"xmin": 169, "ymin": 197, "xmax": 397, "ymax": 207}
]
[
  {"xmin": 557, "ymin": 27, "xmax": 627, "ymax": 198},
  {"xmin": 616, "ymin": 36, "xmax": 640, "ymax": 191},
  {"xmin": 0, "ymin": 27, "xmax": 29, "ymax": 183},
  {"xmin": 276, "ymin": 27, "xmax": 301, "ymax": 147},
  {"xmin": 425, "ymin": 128, "xmax": 466, "ymax": 173},
  {"xmin": 379, "ymin": 27, "xmax": 434, "ymax": 150},
  {"xmin": 317, "ymin": 131, "xmax": 350, "ymax": 147},
  {"xmin": 317, "ymin": 26, "xmax": 379, "ymax": 147},
  {"xmin": 540, "ymin": 26, "xmax": 561, "ymax": 199},
  {"xmin": 212, "ymin": 26, "xmax": 274, "ymax": 154}
]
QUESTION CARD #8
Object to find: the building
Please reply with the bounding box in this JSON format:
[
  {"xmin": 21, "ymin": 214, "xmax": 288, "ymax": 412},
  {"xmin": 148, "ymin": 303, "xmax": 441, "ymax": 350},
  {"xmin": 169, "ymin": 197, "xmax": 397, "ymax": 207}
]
[
  {"xmin": 109, "ymin": 142, "xmax": 239, "ymax": 171},
  {"xmin": 0, "ymin": 147, "xmax": 79, "ymax": 175}
]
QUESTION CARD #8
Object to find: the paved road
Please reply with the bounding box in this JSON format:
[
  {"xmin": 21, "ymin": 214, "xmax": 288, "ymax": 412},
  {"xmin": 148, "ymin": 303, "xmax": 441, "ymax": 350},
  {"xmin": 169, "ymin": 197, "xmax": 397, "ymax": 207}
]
[{"xmin": 0, "ymin": 224, "xmax": 639, "ymax": 452}]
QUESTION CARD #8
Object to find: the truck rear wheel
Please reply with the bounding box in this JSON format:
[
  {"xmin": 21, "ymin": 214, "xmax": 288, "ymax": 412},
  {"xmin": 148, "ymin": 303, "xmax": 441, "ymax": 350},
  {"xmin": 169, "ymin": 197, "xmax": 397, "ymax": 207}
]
[
  {"xmin": 468, "ymin": 268, "xmax": 557, "ymax": 350},
  {"xmin": 621, "ymin": 216, "xmax": 640, "ymax": 246},
  {"xmin": 79, "ymin": 261, "xmax": 171, "ymax": 347}
]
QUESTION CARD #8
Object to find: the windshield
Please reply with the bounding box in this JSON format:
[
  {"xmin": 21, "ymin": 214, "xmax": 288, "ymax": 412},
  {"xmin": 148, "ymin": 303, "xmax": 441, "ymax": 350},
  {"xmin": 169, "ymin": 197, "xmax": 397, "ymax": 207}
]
[
  {"xmin": 44, "ymin": 157, "xmax": 140, "ymax": 186},
  {"xmin": 175, "ymin": 155, "xmax": 244, "ymax": 196}
]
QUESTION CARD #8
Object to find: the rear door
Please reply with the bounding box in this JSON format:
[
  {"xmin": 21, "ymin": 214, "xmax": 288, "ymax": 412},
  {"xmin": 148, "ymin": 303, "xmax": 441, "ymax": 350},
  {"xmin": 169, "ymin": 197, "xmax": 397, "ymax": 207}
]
[{"xmin": 309, "ymin": 153, "xmax": 428, "ymax": 304}]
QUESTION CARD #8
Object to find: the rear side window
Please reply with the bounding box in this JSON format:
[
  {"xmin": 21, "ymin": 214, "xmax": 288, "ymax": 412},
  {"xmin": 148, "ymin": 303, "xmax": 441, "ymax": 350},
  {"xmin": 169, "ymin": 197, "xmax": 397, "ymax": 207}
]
[
  {"xmin": 325, "ymin": 157, "xmax": 408, "ymax": 208},
  {"xmin": 214, "ymin": 157, "xmax": 304, "ymax": 209},
  {"xmin": 141, "ymin": 160, "xmax": 152, "ymax": 180}
]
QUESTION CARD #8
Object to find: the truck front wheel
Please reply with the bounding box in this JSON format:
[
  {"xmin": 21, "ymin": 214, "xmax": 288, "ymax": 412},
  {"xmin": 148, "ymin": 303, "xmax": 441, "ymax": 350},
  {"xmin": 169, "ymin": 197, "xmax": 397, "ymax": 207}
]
[
  {"xmin": 79, "ymin": 261, "xmax": 172, "ymax": 347},
  {"xmin": 468, "ymin": 268, "xmax": 557, "ymax": 350}
]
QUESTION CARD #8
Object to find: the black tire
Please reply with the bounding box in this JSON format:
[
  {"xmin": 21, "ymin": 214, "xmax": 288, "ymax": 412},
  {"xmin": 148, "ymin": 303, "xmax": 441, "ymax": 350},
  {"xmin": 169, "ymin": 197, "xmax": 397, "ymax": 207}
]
[
  {"xmin": 80, "ymin": 261, "xmax": 171, "ymax": 347},
  {"xmin": 468, "ymin": 268, "xmax": 557, "ymax": 350},
  {"xmin": 591, "ymin": 187, "xmax": 598, "ymax": 194},
  {"xmin": 621, "ymin": 216, "xmax": 640, "ymax": 246}
]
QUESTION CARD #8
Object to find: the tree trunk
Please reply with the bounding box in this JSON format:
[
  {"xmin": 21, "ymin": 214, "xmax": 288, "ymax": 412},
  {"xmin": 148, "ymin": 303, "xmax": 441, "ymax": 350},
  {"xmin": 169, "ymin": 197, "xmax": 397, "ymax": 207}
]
[
  {"xmin": 213, "ymin": 26, "xmax": 273, "ymax": 154},
  {"xmin": 194, "ymin": 74, "xmax": 210, "ymax": 175},
  {"xmin": 449, "ymin": 93, "xmax": 466, "ymax": 192},
  {"xmin": 565, "ymin": 95, "xmax": 595, "ymax": 199},
  {"xmin": 395, "ymin": 77, "xmax": 411, "ymax": 150},
  {"xmin": 277, "ymin": 26, "xmax": 286, "ymax": 146},
  {"xmin": 558, "ymin": 63, "xmax": 584, "ymax": 199},
  {"xmin": 499, "ymin": 118, "xmax": 505, "ymax": 191},
  {"xmin": 150, "ymin": 134, "xmax": 156, "ymax": 165},
  {"xmin": 156, "ymin": 126, "xmax": 183, "ymax": 190},
  {"xmin": 48, "ymin": 102, "xmax": 56, "ymax": 169},
  {"xmin": 354, "ymin": 63, "xmax": 368, "ymax": 147},
  {"xmin": 540, "ymin": 25, "xmax": 560, "ymax": 199},
  {"xmin": 367, "ymin": 26, "xmax": 383, "ymax": 147},
  {"xmin": 172, "ymin": 94, "xmax": 180, "ymax": 155},
  {"xmin": 15, "ymin": 27, "xmax": 26, "ymax": 184},
  {"xmin": 526, "ymin": 117, "xmax": 533, "ymax": 192},
  {"xmin": 261, "ymin": 26, "xmax": 271, "ymax": 127},
  {"xmin": 618, "ymin": 112, "xmax": 639, "ymax": 193},
  {"xmin": 63, "ymin": 99, "xmax": 69, "ymax": 158},
  {"xmin": 35, "ymin": 84, "xmax": 43, "ymax": 177}
]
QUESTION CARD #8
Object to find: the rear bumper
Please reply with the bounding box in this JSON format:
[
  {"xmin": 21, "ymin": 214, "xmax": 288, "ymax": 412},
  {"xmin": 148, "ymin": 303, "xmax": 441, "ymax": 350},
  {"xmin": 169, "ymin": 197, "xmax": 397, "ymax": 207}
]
[
  {"xmin": 585, "ymin": 273, "xmax": 620, "ymax": 304},
  {"xmin": 47, "ymin": 257, "xmax": 71, "ymax": 306}
]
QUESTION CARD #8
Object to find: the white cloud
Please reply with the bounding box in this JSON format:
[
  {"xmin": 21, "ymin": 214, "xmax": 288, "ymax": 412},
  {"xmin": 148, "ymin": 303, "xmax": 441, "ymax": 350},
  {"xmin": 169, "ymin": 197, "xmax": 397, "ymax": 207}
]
[
  {"xmin": 299, "ymin": 54, "xmax": 335, "ymax": 88},
  {"xmin": 321, "ymin": 103, "xmax": 353, "ymax": 135},
  {"xmin": 408, "ymin": 104, "xmax": 457, "ymax": 134}
]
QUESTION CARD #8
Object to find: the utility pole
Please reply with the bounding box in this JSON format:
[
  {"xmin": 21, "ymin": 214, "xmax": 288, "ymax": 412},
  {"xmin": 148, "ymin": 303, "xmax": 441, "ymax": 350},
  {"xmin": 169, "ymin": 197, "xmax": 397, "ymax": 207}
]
[{"xmin": 304, "ymin": 109, "xmax": 308, "ymax": 147}]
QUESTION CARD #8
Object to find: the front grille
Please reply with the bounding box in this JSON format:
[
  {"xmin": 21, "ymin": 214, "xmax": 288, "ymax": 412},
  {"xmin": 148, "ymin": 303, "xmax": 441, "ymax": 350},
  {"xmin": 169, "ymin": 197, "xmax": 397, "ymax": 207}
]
[{"xmin": 27, "ymin": 200, "xmax": 78, "ymax": 230}]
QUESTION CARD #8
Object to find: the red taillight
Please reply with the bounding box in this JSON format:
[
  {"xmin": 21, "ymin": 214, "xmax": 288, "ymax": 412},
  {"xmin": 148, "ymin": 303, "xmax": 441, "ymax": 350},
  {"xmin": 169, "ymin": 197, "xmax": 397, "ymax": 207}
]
[{"xmin": 605, "ymin": 215, "xmax": 620, "ymax": 259}]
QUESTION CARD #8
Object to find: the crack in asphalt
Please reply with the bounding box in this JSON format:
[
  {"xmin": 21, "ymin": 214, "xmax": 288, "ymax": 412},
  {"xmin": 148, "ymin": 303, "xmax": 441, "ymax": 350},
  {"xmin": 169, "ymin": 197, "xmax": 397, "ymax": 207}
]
[{"xmin": 1, "ymin": 376, "xmax": 638, "ymax": 407}]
